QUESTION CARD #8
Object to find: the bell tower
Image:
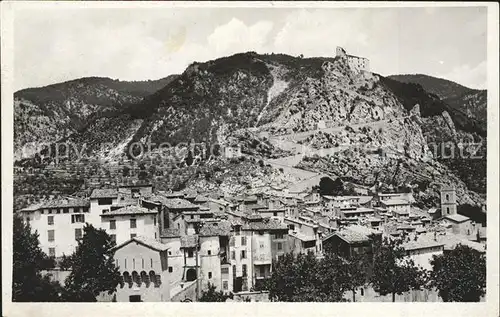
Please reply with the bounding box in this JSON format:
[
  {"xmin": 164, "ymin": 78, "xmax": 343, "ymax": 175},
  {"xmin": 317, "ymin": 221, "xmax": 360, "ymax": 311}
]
[{"xmin": 440, "ymin": 185, "xmax": 457, "ymax": 216}]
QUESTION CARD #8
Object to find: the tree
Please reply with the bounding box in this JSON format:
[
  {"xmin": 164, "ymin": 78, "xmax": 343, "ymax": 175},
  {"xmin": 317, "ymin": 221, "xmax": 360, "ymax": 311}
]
[
  {"xmin": 185, "ymin": 150, "xmax": 194, "ymax": 166},
  {"xmin": 199, "ymin": 283, "xmax": 233, "ymax": 302},
  {"xmin": 429, "ymin": 244, "xmax": 486, "ymax": 302},
  {"xmin": 258, "ymin": 159, "xmax": 265, "ymax": 168},
  {"xmin": 12, "ymin": 215, "xmax": 63, "ymax": 302},
  {"xmin": 122, "ymin": 166, "xmax": 130, "ymax": 177},
  {"xmin": 318, "ymin": 177, "xmax": 344, "ymax": 196},
  {"xmin": 138, "ymin": 170, "xmax": 148, "ymax": 180},
  {"xmin": 265, "ymin": 252, "xmax": 361, "ymax": 302},
  {"xmin": 369, "ymin": 237, "xmax": 428, "ymax": 302},
  {"xmin": 148, "ymin": 165, "xmax": 157, "ymax": 177},
  {"xmin": 345, "ymin": 253, "xmax": 368, "ymax": 302},
  {"xmin": 62, "ymin": 224, "xmax": 121, "ymax": 301}
]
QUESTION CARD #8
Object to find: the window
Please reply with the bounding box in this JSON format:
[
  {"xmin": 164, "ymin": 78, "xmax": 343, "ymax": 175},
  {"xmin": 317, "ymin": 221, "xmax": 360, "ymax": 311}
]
[
  {"xmin": 242, "ymin": 264, "xmax": 247, "ymax": 277},
  {"xmin": 48, "ymin": 230, "xmax": 55, "ymax": 242},
  {"xmin": 230, "ymin": 237, "xmax": 235, "ymax": 246},
  {"xmin": 110, "ymin": 234, "xmax": 116, "ymax": 243},
  {"xmin": 47, "ymin": 216, "xmax": 54, "ymax": 225},
  {"xmin": 142, "ymin": 258, "xmax": 145, "ymax": 269},
  {"xmin": 259, "ymin": 243, "xmax": 264, "ymax": 249},
  {"xmin": 273, "ymin": 211, "xmax": 277, "ymax": 217},
  {"xmin": 125, "ymin": 259, "xmax": 127, "ymax": 269},
  {"xmin": 149, "ymin": 271, "xmax": 158, "ymax": 287},
  {"xmin": 277, "ymin": 242, "xmax": 283, "ymax": 251},
  {"xmin": 155, "ymin": 232, "xmax": 157, "ymax": 239},
  {"xmin": 168, "ymin": 267, "xmax": 173, "ymax": 273},
  {"xmin": 153, "ymin": 217, "xmax": 157, "ymax": 226},
  {"xmin": 75, "ymin": 228, "xmax": 83, "ymax": 240},
  {"xmin": 275, "ymin": 233, "xmax": 284, "ymax": 239},
  {"xmin": 223, "ymin": 281, "xmax": 228, "ymax": 290},
  {"xmin": 71, "ymin": 214, "xmax": 85, "ymax": 223},
  {"xmin": 208, "ymin": 250, "xmax": 212, "ymax": 256},
  {"xmin": 26, "ymin": 217, "xmax": 30, "ymax": 225},
  {"xmin": 221, "ymin": 267, "xmax": 229, "ymax": 274},
  {"xmin": 208, "ymin": 272, "xmax": 212, "ymax": 279},
  {"xmin": 288, "ymin": 224, "xmax": 295, "ymax": 231},
  {"xmin": 130, "ymin": 233, "xmax": 137, "ymax": 239},
  {"xmin": 241, "ymin": 236, "xmax": 246, "ymax": 246},
  {"xmin": 447, "ymin": 207, "xmax": 450, "ymax": 214},
  {"xmin": 151, "ymin": 258, "xmax": 153, "ymax": 268},
  {"xmin": 446, "ymin": 194, "xmax": 450, "ymax": 201},
  {"xmin": 241, "ymin": 250, "xmax": 246, "ymax": 259},
  {"xmin": 191, "ymin": 215, "xmax": 194, "ymax": 219},
  {"xmin": 98, "ymin": 198, "xmax": 113, "ymax": 205},
  {"xmin": 188, "ymin": 250, "xmax": 194, "ymax": 258},
  {"xmin": 259, "ymin": 265, "xmax": 265, "ymax": 277},
  {"xmin": 168, "ymin": 251, "xmax": 172, "ymax": 256},
  {"xmin": 49, "ymin": 247, "xmax": 56, "ymax": 257},
  {"xmin": 231, "ymin": 251, "xmax": 235, "ymax": 260},
  {"xmin": 110, "ymin": 220, "xmax": 116, "ymax": 230},
  {"xmin": 232, "ymin": 265, "xmax": 237, "ymax": 277},
  {"xmin": 360, "ymin": 288, "xmax": 365, "ymax": 296},
  {"xmin": 130, "ymin": 219, "xmax": 137, "ymax": 228}
]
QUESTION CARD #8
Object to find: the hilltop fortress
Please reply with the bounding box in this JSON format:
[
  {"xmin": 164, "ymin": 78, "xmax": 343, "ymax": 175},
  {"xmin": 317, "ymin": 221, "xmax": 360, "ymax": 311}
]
[{"xmin": 336, "ymin": 46, "xmax": 370, "ymax": 72}]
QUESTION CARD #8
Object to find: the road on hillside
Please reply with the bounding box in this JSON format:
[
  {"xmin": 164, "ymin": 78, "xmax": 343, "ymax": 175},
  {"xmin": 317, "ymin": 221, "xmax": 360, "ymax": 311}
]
[
  {"xmin": 240, "ymin": 116, "xmax": 410, "ymax": 181},
  {"xmin": 265, "ymin": 116, "xmax": 410, "ymax": 173}
]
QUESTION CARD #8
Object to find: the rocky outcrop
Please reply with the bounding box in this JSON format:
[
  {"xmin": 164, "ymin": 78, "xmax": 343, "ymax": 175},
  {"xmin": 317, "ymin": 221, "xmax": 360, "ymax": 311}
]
[{"xmin": 388, "ymin": 73, "xmax": 487, "ymax": 131}]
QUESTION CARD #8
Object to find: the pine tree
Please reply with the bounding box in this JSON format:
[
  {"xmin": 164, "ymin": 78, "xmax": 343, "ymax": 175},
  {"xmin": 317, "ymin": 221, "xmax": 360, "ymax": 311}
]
[{"xmin": 62, "ymin": 224, "xmax": 121, "ymax": 301}]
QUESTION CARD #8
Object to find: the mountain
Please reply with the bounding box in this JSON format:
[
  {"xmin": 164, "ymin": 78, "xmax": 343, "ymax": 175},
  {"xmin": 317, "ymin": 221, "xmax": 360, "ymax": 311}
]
[
  {"xmin": 387, "ymin": 74, "xmax": 474, "ymax": 100},
  {"xmin": 387, "ymin": 74, "xmax": 487, "ymax": 131},
  {"xmin": 14, "ymin": 52, "xmax": 486, "ymax": 207},
  {"xmin": 14, "ymin": 75, "xmax": 177, "ymax": 159}
]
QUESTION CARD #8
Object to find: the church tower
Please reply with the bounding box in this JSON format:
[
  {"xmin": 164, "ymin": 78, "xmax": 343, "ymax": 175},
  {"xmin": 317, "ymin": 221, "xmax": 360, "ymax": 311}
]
[{"xmin": 440, "ymin": 184, "xmax": 457, "ymax": 216}]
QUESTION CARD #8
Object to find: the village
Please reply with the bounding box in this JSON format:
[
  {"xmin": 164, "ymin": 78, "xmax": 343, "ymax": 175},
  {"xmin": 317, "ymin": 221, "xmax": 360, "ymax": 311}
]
[
  {"xmin": 17, "ymin": 168, "xmax": 487, "ymax": 302},
  {"xmin": 12, "ymin": 42, "xmax": 488, "ymax": 301}
]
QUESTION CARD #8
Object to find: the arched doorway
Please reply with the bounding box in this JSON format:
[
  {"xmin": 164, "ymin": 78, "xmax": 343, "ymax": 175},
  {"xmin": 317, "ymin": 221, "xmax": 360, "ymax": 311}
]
[{"xmin": 186, "ymin": 268, "xmax": 197, "ymax": 281}]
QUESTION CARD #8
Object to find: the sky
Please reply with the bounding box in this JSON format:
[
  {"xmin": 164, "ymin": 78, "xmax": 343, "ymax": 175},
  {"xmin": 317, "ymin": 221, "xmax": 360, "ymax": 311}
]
[{"xmin": 14, "ymin": 6, "xmax": 488, "ymax": 91}]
